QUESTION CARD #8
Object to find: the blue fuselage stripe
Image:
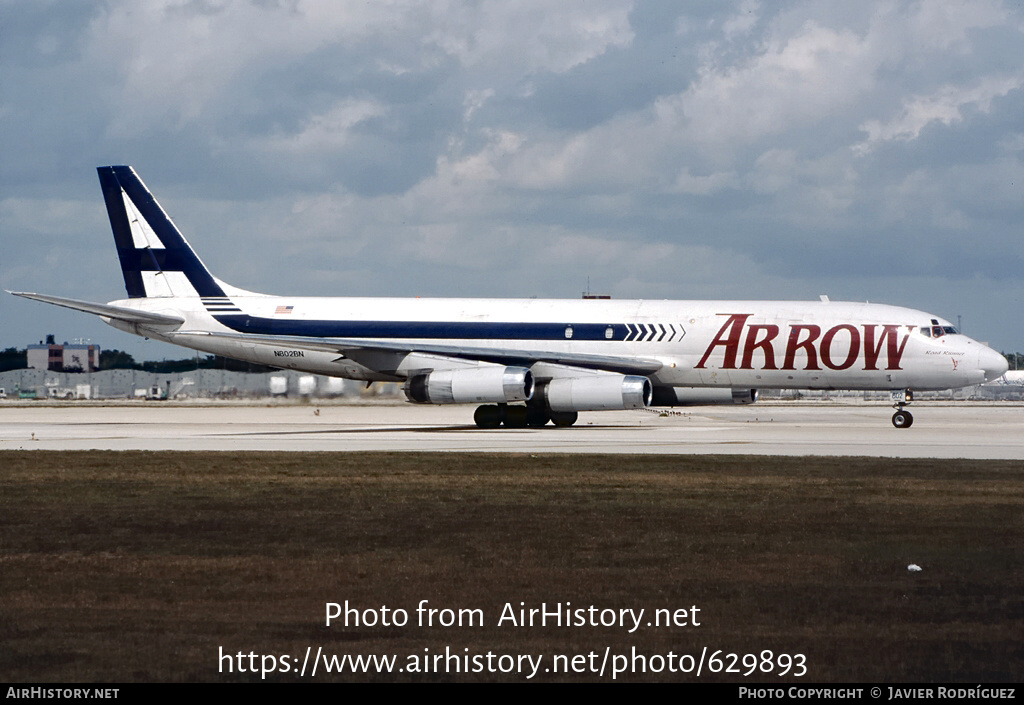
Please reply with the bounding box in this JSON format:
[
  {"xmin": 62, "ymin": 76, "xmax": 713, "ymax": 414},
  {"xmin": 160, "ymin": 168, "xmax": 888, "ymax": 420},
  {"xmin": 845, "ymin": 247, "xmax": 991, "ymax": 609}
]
[{"xmin": 213, "ymin": 315, "xmax": 628, "ymax": 341}]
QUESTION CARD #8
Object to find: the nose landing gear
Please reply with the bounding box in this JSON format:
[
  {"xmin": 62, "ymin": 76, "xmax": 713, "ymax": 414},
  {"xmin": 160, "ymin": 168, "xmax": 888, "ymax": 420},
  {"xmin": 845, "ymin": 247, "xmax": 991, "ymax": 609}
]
[
  {"xmin": 890, "ymin": 389, "xmax": 914, "ymax": 429},
  {"xmin": 891, "ymin": 409, "xmax": 913, "ymax": 428}
]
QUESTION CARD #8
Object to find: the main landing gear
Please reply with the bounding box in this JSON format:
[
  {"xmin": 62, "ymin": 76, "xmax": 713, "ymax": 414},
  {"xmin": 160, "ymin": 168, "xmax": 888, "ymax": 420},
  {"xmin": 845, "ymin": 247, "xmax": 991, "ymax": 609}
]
[
  {"xmin": 890, "ymin": 389, "xmax": 914, "ymax": 429},
  {"xmin": 473, "ymin": 403, "xmax": 578, "ymax": 428}
]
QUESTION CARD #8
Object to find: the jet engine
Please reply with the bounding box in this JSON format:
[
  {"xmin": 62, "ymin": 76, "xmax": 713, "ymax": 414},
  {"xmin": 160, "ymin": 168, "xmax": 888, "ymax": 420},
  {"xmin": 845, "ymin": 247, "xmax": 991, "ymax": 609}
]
[
  {"xmin": 543, "ymin": 375, "xmax": 652, "ymax": 412},
  {"xmin": 404, "ymin": 366, "xmax": 534, "ymax": 404},
  {"xmin": 651, "ymin": 387, "xmax": 758, "ymax": 406}
]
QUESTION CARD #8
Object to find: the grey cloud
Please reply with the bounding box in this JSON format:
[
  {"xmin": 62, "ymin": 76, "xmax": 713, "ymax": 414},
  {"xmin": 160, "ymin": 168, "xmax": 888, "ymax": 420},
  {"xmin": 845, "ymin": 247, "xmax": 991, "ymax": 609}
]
[{"xmin": 2, "ymin": 0, "xmax": 1023, "ymax": 357}]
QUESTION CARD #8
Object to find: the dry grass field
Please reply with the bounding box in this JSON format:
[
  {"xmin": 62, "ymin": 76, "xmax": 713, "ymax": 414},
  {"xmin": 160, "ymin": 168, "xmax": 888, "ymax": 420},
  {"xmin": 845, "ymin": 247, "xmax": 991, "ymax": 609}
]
[{"xmin": 1, "ymin": 451, "xmax": 1021, "ymax": 682}]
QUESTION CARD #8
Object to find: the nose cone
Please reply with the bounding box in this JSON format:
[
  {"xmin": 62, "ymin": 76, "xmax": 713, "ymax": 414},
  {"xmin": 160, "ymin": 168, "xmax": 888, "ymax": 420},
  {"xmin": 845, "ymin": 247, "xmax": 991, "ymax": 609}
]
[{"xmin": 979, "ymin": 346, "xmax": 1009, "ymax": 382}]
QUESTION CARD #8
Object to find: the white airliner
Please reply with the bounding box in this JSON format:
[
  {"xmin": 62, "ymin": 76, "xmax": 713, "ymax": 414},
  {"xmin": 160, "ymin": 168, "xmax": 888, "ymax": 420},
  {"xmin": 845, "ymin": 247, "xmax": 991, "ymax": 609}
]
[{"xmin": 11, "ymin": 166, "xmax": 1008, "ymax": 428}]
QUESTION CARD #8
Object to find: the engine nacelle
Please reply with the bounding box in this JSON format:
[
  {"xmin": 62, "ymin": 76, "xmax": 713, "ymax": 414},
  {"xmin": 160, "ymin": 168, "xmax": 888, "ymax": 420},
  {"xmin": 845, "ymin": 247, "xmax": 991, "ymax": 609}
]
[
  {"xmin": 404, "ymin": 366, "xmax": 534, "ymax": 405},
  {"xmin": 651, "ymin": 387, "xmax": 758, "ymax": 406},
  {"xmin": 544, "ymin": 375, "xmax": 652, "ymax": 412}
]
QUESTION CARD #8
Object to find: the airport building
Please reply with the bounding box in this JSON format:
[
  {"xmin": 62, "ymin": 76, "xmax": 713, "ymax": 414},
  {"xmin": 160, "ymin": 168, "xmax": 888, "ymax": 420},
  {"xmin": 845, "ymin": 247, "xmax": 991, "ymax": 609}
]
[
  {"xmin": 26, "ymin": 337, "xmax": 100, "ymax": 373},
  {"xmin": 0, "ymin": 366, "xmax": 400, "ymax": 400}
]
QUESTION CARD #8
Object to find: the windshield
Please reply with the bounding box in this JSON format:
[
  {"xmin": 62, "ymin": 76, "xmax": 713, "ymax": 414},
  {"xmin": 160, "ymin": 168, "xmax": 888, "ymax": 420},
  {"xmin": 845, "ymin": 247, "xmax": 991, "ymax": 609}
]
[{"xmin": 919, "ymin": 321, "xmax": 959, "ymax": 338}]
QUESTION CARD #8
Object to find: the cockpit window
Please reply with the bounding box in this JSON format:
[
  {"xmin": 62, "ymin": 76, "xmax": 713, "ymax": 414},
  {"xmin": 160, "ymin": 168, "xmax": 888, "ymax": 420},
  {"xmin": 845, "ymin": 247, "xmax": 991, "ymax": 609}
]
[{"xmin": 920, "ymin": 325, "xmax": 959, "ymax": 338}]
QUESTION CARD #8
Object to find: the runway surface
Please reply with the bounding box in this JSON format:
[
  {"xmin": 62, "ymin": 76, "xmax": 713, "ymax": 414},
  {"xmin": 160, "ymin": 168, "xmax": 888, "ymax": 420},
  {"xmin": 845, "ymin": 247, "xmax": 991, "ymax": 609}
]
[{"xmin": 0, "ymin": 400, "xmax": 1020, "ymax": 457}]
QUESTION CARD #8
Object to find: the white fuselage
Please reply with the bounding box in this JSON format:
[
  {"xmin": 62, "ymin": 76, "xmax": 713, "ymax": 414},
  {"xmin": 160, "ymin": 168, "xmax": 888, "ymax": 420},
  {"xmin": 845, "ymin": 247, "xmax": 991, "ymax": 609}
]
[{"xmin": 105, "ymin": 294, "xmax": 1005, "ymax": 392}]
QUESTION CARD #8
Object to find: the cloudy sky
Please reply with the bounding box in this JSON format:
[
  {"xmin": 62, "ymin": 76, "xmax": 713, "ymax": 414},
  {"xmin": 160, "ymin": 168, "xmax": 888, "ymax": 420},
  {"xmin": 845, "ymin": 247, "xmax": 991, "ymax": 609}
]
[{"xmin": 2, "ymin": 0, "xmax": 1023, "ymax": 359}]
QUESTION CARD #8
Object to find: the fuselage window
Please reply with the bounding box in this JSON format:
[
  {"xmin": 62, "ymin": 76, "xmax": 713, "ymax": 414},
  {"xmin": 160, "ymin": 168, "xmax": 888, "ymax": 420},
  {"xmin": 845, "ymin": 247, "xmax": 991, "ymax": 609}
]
[{"xmin": 920, "ymin": 327, "xmax": 932, "ymax": 338}]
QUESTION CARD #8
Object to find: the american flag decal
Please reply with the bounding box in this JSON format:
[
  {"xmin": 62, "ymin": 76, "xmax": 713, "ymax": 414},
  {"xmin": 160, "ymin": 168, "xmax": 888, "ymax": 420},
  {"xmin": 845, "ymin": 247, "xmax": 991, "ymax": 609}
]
[{"xmin": 275, "ymin": 305, "xmax": 294, "ymax": 315}]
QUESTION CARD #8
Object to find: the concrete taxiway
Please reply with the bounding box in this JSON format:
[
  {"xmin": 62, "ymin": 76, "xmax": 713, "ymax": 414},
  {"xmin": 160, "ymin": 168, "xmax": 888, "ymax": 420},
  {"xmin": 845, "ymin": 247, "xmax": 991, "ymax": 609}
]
[{"xmin": 0, "ymin": 400, "xmax": 1020, "ymax": 457}]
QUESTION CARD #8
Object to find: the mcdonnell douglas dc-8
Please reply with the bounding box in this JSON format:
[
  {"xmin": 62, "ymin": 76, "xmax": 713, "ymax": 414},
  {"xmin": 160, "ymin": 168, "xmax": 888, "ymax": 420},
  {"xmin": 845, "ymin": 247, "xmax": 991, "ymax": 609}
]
[{"xmin": 11, "ymin": 166, "xmax": 1009, "ymax": 428}]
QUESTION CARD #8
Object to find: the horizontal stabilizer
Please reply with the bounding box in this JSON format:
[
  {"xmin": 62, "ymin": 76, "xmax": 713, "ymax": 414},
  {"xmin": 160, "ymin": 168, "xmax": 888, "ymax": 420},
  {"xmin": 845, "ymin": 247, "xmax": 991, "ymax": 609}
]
[{"xmin": 8, "ymin": 291, "xmax": 185, "ymax": 326}]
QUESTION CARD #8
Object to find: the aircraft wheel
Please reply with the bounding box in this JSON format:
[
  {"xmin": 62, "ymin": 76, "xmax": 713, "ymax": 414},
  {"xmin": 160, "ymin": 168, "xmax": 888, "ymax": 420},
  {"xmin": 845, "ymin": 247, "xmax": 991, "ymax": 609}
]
[
  {"xmin": 503, "ymin": 405, "xmax": 529, "ymax": 428},
  {"xmin": 891, "ymin": 410, "xmax": 913, "ymax": 429},
  {"xmin": 526, "ymin": 407, "xmax": 550, "ymax": 427},
  {"xmin": 474, "ymin": 405, "xmax": 503, "ymax": 429},
  {"xmin": 549, "ymin": 411, "xmax": 579, "ymax": 427}
]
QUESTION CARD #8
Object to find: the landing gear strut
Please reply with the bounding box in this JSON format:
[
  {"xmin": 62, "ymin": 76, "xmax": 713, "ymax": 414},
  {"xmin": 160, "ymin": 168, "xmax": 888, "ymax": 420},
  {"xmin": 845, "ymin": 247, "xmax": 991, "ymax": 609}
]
[{"xmin": 890, "ymin": 389, "xmax": 914, "ymax": 429}]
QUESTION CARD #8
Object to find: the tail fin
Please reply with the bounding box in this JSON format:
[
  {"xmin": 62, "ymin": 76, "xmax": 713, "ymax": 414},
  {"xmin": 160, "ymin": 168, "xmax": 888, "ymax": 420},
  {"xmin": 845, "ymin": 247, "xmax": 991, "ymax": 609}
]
[{"xmin": 97, "ymin": 165, "xmax": 228, "ymax": 299}]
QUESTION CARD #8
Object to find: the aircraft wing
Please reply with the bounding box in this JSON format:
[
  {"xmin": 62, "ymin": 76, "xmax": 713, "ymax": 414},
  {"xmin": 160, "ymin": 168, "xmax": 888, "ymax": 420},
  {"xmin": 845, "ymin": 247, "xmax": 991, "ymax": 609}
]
[
  {"xmin": 9, "ymin": 292, "xmax": 185, "ymax": 326},
  {"xmin": 173, "ymin": 330, "xmax": 664, "ymax": 376}
]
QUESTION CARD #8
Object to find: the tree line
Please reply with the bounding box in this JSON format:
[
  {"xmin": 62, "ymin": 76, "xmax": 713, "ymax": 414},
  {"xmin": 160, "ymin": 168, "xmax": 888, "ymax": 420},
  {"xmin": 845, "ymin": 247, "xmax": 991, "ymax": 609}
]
[{"xmin": 0, "ymin": 348, "xmax": 275, "ymax": 374}]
